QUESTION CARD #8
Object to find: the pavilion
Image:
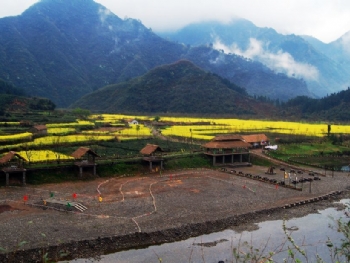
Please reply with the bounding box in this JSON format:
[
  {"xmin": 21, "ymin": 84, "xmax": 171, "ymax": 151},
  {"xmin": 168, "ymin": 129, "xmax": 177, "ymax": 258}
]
[{"xmin": 203, "ymin": 135, "xmax": 251, "ymax": 166}]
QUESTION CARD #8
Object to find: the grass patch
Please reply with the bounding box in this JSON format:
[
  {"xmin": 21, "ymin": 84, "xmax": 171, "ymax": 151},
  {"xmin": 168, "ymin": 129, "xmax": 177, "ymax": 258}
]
[{"xmin": 165, "ymin": 154, "xmax": 211, "ymax": 170}]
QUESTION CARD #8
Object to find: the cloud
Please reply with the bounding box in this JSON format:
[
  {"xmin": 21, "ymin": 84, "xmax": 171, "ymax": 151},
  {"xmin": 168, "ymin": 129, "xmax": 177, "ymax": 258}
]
[
  {"xmin": 98, "ymin": 7, "xmax": 112, "ymax": 24},
  {"xmin": 214, "ymin": 38, "xmax": 319, "ymax": 81},
  {"xmin": 340, "ymin": 31, "xmax": 350, "ymax": 53}
]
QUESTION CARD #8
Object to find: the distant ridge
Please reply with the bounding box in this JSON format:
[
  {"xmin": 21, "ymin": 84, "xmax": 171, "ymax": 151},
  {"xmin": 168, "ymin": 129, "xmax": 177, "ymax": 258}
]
[
  {"xmin": 71, "ymin": 60, "xmax": 277, "ymax": 116},
  {"xmin": 161, "ymin": 19, "xmax": 350, "ymax": 98},
  {"xmin": 0, "ymin": 0, "xmax": 309, "ymax": 107}
]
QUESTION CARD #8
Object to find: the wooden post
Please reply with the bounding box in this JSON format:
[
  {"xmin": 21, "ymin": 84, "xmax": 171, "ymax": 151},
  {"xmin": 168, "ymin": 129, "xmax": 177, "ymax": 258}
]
[
  {"xmin": 6, "ymin": 172, "xmax": 9, "ymax": 186},
  {"xmin": 93, "ymin": 165, "xmax": 96, "ymax": 176},
  {"xmin": 22, "ymin": 171, "xmax": 26, "ymax": 186},
  {"xmin": 79, "ymin": 166, "xmax": 83, "ymax": 177},
  {"xmin": 309, "ymin": 181, "xmax": 311, "ymax": 193}
]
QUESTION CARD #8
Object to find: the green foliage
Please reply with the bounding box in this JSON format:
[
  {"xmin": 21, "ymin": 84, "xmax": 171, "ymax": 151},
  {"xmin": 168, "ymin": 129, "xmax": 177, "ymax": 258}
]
[
  {"xmin": 0, "ymin": 78, "xmax": 25, "ymax": 96},
  {"xmin": 165, "ymin": 155, "xmax": 211, "ymax": 170},
  {"xmin": 71, "ymin": 108, "xmax": 91, "ymax": 119},
  {"xmin": 72, "ymin": 60, "xmax": 273, "ymax": 117},
  {"xmin": 29, "ymin": 98, "xmax": 56, "ymax": 111},
  {"xmin": 283, "ymin": 88, "xmax": 350, "ymax": 121}
]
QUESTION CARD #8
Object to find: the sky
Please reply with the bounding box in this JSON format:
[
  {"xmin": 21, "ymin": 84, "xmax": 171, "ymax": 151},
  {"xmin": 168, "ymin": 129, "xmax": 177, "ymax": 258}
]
[{"xmin": 0, "ymin": 0, "xmax": 350, "ymax": 43}]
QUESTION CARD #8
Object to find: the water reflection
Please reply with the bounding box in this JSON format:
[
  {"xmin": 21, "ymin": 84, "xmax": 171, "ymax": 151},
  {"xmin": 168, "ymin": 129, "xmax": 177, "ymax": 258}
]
[{"xmin": 66, "ymin": 199, "xmax": 349, "ymax": 263}]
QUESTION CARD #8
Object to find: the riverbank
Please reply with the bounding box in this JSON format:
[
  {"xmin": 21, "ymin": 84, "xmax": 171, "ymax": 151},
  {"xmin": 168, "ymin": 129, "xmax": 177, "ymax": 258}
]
[{"xmin": 0, "ymin": 166, "xmax": 349, "ymax": 262}]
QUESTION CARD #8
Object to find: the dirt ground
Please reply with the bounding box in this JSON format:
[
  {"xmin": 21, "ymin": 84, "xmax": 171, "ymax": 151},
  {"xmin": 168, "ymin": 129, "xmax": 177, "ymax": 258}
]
[{"xmin": 0, "ymin": 165, "xmax": 349, "ymax": 261}]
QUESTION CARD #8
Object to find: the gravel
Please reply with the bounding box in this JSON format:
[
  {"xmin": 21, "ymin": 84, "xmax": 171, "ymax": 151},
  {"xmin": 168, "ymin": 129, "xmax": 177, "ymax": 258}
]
[{"xmin": 0, "ymin": 166, "xmax": 349, "ymax": 262}]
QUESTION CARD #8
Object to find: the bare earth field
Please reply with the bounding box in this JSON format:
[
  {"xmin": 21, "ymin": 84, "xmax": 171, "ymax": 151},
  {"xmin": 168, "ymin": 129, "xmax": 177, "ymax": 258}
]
[{"xmin": 0, "ymin": 166, "xmax": 349, "ymax": 262}]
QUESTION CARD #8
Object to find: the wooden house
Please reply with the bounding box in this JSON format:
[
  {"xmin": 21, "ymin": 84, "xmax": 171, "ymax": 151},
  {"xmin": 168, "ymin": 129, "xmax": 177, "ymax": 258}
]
[
  {"xmin": 31, "ymin": 124, "xmax": 48, "ymax": 135},
  {"xmin": 71, "ymin": 147, "xmax": 100, "ymax": 177},
  {"xmin": 0, "ymin": 151, "xmax": 27, "ymax": 186},
  {"xmin": 203, "ymin": 135, "xmax": 251, "ymax": 166},
  {"xmin": 242, "ymin": 134, "xmax": 269, "ymax": 148},
  {"xmin": 140, "ymin": 144, "xmax": 164, "ymax": 172}
]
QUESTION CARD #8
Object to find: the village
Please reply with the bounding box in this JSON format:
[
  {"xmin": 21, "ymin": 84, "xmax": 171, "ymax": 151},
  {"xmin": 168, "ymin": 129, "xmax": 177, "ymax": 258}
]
[{"xmin": 0, "ymin": 131, "xmax": 349, "ymax": 262}]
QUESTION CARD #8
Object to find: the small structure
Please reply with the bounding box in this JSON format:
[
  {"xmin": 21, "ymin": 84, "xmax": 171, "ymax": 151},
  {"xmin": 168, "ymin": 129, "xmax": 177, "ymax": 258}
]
[
  {"xmin": 31, "ymin": 124, "xmax": 48, "ymax": 135},
  {"xmin": 140, "ymin": 144, "xmax": 164, "ymax": 172},
  {"xmin": 0, "ymin": 151, "xmax": 27, "ymax": 186},
  {"xmin": 203, "ymin": 135, "xmax": 251, "ymax": 166},
  {"xmin": 128, "ymin": 119, "xmax": 139, "ymax": 125},
  {"xmin": 242, "ymin": 134, "xmax": 269, "ymax": 148},
  {"xmin": 71, "ymin": 147, "xmax": 100, "ymax": 177}
]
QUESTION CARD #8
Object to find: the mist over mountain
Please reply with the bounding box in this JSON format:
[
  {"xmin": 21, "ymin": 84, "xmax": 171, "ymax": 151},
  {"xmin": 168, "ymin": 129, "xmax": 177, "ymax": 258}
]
[
  {"xmin": 0, "ymin": 0, "xmax": 311, "ymax": 107},
  {"xmin": 302, "ymin": 31, "xmax": 350, "ymax": 75},
  {"xmin": 161, "ymin": 19, "xmax": 350, "ymax": 97}
]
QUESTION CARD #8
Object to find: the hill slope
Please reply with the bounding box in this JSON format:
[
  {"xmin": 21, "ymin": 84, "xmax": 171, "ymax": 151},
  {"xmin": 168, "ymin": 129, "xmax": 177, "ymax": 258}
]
[
  {"xmin": 0, "ymin": 0, "xmax": 309, "ymax": 107},
  {"xmin": 284, "ymin": 88, "xmax": 350, "ymax": 121},
  {"xmin": 71, "ymin": 60, "xmax": 276, "ymax": 116}
]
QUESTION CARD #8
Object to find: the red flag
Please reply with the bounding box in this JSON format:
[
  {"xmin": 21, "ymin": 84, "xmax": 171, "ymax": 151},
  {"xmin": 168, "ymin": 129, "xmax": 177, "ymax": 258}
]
[
  {"xmin": 72, "ymin": 193, "xmax": 77, "ymax": 199},
  {"xmin": 23, "ymin": 195, "xmax": 28, "ymax": 202},
  {"xmin": 243, "ymin": 185, "xmax": 246, "ymax": 189}
]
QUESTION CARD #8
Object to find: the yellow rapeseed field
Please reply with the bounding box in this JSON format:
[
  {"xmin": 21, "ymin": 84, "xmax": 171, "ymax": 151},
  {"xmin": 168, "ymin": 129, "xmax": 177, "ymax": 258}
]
[
  {"xmin": 47, "ymin": 128, "xmax": 76, "ymax": 135},
  {"xmin": 0, "ymin": 132, "xmax": 32, "ymax": 142},
  {"xmin": 46, "ymin": 120, "xmax": 94, "ymax": 128},
  {"xmin": 93, "ymin": 114, "xmax": 350, "ymax": 139},
  {"xmin": 17, "ymin": 150, "xmax": 74, "ymax": 162}
]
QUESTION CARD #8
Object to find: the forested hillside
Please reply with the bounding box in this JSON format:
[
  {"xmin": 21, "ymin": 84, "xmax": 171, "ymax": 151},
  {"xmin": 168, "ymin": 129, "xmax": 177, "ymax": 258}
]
[
  {"xmin": 283, "ymin": 88, "xmax": 350, "ymax": 121},
  {"xmin": 72, "ymin": 60, "xmax": 277, "ymax": 116}
]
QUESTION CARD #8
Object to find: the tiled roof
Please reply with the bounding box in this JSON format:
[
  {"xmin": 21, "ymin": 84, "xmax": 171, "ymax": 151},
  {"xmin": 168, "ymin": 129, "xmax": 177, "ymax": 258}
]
[
  {"xmin": 33, "ymin": 125, "xmax": 47, "ymax": 131},
  {"xmin": 203, "ymin": 140, "xmax": 251, "ymax": 149},
  {"xmin": 140, "ymin": 144, "xmax": 162, "ymax": 155},
  {"xmin": 213, "ymin": 134, "xmax": 243, "ymax": 141},
  {"xmin": 71, "ymin": 147, "xmax": 100, "ymax": 159},
  {"xmin": 0, "ymin": 151, "xmax": 27, "ymax": 164},
  {"xmin": 242, "ymin": 134, "xmax": 269, "ymax": 143}
]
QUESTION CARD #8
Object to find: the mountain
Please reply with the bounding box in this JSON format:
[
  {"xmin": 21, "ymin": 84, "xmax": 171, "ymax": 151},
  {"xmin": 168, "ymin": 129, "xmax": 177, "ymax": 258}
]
[
  {"xmin": 0, "ymin": 0, "xmax": 185, "ymax": 107},
  {"xmin": 303, "ymin": 31, "xmax": 350, "ymax": 74},
  {"xmin": 0, "ymin": 0, "xmax": 309, "ymax": 107},
  {"xmin": 71, "ymin": 60, "xmax": 277, "ymax": 116},
  {"xmin": 160, "ymin": 19, "xmax": 350, "ymax": 97}
]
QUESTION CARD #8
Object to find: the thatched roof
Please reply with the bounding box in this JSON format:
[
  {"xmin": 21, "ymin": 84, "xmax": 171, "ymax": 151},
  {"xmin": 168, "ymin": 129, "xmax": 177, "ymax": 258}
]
[
  {"xmin": 242, "ymin": 134, "xmax": 269, "ymax": 143},
  {"xmin": 71, "ymin": 147, "xmax": 100, "ymax": 159},
  {"xmin": 0, "ymin": 151, "xmax": 27, "ymax": 164},
  {"xmin": 203, "ymin": 134, "xmax": 251, "ymax": 149},
  {"xmin": 140, "ymin": 144, "xmax": 163, "ymax": 155}
]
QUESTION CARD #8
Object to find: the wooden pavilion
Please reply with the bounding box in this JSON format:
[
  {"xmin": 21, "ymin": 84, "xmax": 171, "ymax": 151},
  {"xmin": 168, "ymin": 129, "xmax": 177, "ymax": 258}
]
[
  {"xmin": 0, "ymin": 151, "xmax": 27, "ymax": 186},
  {"xmin": 203, "ymin": 135, "xmax": 251, "ymax": 166},
  {"xmin": 140, "ymin": 144, "xmax": 164, "ymax": 172},
  {"xmin": 71, "ymin": 147, "xmax": 100, "ymax": 177}
]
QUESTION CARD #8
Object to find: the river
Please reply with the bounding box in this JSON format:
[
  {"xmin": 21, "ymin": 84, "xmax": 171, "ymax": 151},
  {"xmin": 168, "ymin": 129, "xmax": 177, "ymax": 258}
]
[{"xmin": 65, "ymin": 199, "xmax": 349, "ymax": 263}]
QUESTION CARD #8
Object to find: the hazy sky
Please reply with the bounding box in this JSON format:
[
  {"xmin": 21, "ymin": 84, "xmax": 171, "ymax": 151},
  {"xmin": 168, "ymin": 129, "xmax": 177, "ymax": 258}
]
[{"xmin": 0, "ymin": 0, "xmax": 349, "ymax": 43}]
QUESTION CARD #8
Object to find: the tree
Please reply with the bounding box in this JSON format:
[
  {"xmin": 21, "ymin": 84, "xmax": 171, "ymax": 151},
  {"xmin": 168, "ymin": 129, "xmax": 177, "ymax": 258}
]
[{"xmin": 72, "ymin": 108, "xmax": 91, "ymax": 119}]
